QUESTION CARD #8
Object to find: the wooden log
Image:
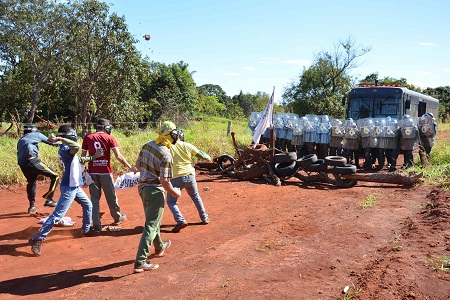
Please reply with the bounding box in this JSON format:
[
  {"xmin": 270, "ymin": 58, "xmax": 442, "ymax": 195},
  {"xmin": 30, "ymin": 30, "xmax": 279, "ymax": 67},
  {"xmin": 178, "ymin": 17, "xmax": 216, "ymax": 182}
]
[
  {"xmin": 262, "ymin": 159, "xmax": 281, "ymax": 186},
  {"xmin": 341, "ymin": 172, "xmax": 422, "ymax": 185}
]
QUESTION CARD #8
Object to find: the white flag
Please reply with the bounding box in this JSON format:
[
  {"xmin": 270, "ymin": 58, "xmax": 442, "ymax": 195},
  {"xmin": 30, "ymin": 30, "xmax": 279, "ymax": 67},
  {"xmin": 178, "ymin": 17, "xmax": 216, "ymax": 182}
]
[{"xmin": 252, "ymin": 87, "xmax": 275, "ymax": 146}]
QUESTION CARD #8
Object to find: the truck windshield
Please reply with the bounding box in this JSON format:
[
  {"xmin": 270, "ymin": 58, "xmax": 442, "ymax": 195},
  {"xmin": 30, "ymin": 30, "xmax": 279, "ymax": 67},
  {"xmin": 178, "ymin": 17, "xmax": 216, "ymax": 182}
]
[{"xmin": 347, "ymin": 88, "xmax": 403, "ymax": 119}]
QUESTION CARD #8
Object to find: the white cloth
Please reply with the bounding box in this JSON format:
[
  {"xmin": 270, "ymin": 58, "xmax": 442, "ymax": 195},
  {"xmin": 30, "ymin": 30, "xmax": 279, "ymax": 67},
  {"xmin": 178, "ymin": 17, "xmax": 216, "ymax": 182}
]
[
  {"xmin": 114, "ymin": 172, "xmax": 140, "ymax": 190},
  {"xmin": 39, "ymin": 216, "xmax": 76, "ymax": 227},
  {"xmin": 252, "ymin": 87, "xmax": 275, "ymax": 146}
]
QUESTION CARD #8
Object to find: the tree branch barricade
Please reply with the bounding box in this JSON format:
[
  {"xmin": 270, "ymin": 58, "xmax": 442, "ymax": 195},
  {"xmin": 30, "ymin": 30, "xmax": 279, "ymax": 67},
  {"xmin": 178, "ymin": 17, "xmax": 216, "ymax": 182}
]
[{"xmin": 195, "ymin": 133, "xmax": 423, "ymax": 189}]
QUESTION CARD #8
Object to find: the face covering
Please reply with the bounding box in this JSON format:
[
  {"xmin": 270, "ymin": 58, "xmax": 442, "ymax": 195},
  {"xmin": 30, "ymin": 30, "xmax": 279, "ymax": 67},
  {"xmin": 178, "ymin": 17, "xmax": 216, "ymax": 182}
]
[{"xmin": 155, "ymin": 121, "xmax": 177, "ymax": 148}]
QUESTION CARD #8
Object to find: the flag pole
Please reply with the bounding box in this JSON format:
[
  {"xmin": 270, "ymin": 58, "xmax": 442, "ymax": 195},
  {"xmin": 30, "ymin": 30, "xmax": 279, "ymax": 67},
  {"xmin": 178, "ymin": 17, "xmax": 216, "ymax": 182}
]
[
  {"xmin": 270, "ymin": 86, "xmax": 275, "ymax": 158},
  {"xmin": 251, "ymin": 86, "xmax": 276, "ymax": 148}
]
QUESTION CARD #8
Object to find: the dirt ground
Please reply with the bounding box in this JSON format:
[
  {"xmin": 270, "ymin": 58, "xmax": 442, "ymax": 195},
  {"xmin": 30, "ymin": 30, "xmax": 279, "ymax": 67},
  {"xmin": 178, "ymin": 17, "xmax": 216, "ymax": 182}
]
[{"xmin": 1, "ymin": 138, "xmax": 450, "ymax": 299}]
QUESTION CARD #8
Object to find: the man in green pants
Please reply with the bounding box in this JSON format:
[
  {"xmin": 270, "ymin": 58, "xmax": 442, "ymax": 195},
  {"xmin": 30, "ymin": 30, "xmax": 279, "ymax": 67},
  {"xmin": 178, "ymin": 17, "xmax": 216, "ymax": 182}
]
[{"xmin": 133, "ymin": 121, "xmax": 181, "ymax": 272}]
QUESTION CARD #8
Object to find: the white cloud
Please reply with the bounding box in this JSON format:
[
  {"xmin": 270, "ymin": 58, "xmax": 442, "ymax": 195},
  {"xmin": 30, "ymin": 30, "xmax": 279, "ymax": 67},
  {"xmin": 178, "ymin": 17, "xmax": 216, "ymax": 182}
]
[
  {"xmin": 243, "ymin": 66, "xmax": 255, "ymax": 71},
  {"xmin": 442, "ymin": 67, "xmax": 450, "ymax": 73},
  {"xmin": 421, "ymin": 71, "xmax": 432, "ymax": 75},
  {"xmin": 281, "ymin": 59, "xmax": 310, "ymax": 66},
  {"xmin": 419, "ymin": 42, "xmax": 437, "ymax": 47}
]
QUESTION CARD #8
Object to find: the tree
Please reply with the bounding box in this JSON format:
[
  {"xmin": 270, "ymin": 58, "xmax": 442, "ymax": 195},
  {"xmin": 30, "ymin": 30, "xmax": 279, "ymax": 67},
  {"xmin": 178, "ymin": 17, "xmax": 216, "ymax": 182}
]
[
  {"xmin": 140, "ymin": 61, "xmax": 198, "ymax": 123},
  {"xmin": 282, "ymin": 36, "xmax": 371, "ymax": 118},
  {"xmin": 65, "ymin": 0, "xmax": 143, "ymax": 134},
  {"xmin": 232, "ymin": 91, "xmax": 258, "ymax": 118},
  {"xmin": 0, "ymin": 0, "xmax": 72, "ymax": 123},
  {"xmin": 359, "ymin": 74, "xmax": 422, "ymax": 92},
  {"xmin": 423, "ymin": 86, "xmax": 450, "ymax": 122}
]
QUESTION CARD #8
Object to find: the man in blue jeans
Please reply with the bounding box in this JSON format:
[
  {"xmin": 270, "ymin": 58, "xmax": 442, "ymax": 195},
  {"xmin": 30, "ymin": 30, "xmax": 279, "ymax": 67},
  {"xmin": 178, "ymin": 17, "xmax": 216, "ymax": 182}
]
[
  {"xmin": 29, "ymin": 125, "xmax": 101, "ymax": 256},
  {"xmin": 167, "ymin": 130, "xmax": 212, "ymax": 233}
]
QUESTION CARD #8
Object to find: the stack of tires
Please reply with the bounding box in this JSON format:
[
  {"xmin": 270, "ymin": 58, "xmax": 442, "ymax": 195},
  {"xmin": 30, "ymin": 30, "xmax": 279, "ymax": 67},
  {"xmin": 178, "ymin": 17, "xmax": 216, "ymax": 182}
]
[
  {"xmin": 297, "ymin": 155, "xmax": 357, "ymax": 175},
  {"xmin": 271, "ymin": 152, "xmax": 299, "ymax": 177}
]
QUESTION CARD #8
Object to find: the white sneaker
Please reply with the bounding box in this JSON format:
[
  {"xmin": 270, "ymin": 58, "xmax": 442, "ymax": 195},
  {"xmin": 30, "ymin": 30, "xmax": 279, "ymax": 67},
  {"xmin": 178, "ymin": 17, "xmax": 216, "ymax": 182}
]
[{"xmin": 134, "ymin": 261, "xmax": 159, "ymax": 273}]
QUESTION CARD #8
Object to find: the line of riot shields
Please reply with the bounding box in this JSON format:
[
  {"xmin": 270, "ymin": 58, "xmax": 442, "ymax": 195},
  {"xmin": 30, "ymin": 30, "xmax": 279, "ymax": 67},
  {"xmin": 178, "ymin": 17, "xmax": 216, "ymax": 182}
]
[{"xmin": 247, "ymin": 112, "xmax": 437, "ymax": 172}]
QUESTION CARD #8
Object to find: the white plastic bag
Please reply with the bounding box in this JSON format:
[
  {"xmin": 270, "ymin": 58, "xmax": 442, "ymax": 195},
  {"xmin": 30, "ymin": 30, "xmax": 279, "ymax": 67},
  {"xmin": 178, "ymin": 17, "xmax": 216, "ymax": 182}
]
[{"xmin": 81, "ymin": 164, "xmax": 94, "ymax": 188}]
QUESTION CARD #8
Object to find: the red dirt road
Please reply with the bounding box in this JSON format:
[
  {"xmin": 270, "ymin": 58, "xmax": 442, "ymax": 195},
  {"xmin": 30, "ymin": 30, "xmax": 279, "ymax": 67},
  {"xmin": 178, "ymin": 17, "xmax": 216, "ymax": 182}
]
[{"xmin": 1, "ymin": 162, "xmax": 450, "ymax": 299}]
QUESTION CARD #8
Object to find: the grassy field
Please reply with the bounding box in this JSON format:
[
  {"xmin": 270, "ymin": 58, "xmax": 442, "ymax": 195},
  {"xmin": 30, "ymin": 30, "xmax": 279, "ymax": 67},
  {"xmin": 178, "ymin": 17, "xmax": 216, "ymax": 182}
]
[
  {"xmin": 1, "ymin": 119, "xmax": 449, "ymax": 187},
  {"xmin": 0, "ymin": 117, "xmax": 253, "ymax": 186}
]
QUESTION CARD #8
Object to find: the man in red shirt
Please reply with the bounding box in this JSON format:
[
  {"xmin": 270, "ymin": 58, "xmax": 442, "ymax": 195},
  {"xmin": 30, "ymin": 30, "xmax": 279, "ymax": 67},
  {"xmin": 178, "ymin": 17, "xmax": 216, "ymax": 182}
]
[{"xmin": 81, "ymin": 118, "xmax": 137, "ymax": 233}]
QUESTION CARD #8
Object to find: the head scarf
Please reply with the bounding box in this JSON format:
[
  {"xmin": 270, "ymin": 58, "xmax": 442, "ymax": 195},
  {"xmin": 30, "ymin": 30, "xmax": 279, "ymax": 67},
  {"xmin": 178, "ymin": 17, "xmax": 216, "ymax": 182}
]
[{"xmin": 155, "ymin": 121, "xmax": 177, "ymax": 148}]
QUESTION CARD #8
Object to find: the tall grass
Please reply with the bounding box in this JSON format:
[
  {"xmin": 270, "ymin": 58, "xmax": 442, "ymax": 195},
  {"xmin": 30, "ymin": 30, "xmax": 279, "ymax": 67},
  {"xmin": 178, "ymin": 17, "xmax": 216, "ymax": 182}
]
[
  {"xmin": 3, "ymin": 118, "xmax": 450, "ymax": 188},
  {"xmin": 412, "ymin": 122, "xmax": 450, "ymax": 187},
  {"xmin": 0, "ymin": 117, "xmax": 252, "ymax": 186}
]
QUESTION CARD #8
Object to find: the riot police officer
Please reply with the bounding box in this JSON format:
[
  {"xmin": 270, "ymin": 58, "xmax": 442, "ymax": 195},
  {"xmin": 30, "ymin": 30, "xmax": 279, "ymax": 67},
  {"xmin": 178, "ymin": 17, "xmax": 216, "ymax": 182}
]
[
  {"xmin": 329, "ymin": 118, "xmax": 344, "ymax": 156},
  {"xmin": 315, "ymin": 115, "xmax": 331, "ymax": 159},
  {"xmin": 292, "ymin": 116, "xmax": 307, "ymax": 159},
  {"xmin": 304, "ymin": 114, "xmax": 318, "ymax": 155},
  {"xmin": 380, "ymin": 116, "xmax": 399, "ymax": 172},
  {"xmin": 358, "ymin": 118, "xmax": 374, "ymax": 170},
  {"xmin": 398, "ymin": 114, "xmax": 418, "ymax": 168},
  {"xmin": 342, "ymin": 118, "xmax": 360, "ymax": 168},
  {"xmin": 418, "ymin": 113, "xmax": 437, "ymax": 156},
  {"xmin": 370, "ymin": 118, "xmax": 385, "ymax": 171}
]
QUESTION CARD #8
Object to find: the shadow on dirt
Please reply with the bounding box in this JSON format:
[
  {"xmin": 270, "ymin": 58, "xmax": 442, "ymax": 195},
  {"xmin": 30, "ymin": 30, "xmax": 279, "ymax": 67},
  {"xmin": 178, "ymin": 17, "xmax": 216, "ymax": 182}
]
[{"xmin": 0, "ymin": 260, "xmax": 134, "ymax": 296}]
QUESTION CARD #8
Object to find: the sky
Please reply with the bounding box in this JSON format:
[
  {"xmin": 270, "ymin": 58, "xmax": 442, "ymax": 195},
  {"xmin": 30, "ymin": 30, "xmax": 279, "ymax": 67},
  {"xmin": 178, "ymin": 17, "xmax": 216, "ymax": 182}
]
[{"xmin": 107, "ymin": 0, "xmax": 449, "ymax": 103}]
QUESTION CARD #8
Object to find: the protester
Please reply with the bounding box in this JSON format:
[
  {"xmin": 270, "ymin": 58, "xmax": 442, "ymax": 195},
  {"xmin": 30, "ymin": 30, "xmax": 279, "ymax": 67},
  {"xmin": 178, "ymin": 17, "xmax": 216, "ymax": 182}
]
[
  {"xmin": 28, "ymin": 125, "xmax": 102, "ymax": 256},
  {"xmin": 81, "ymin": 118, "xmax": 136, "ymax": 233},
  {"xmin": 17, "ymin": 124, "xmax": 60, "ymax": 214},
  {"xmin": 133, "ymin": 121, "xmax": 181, "ymax": 272},
  {"xmin": 167, "ymin": 130, "xmax": 212, "ymax": 233}
]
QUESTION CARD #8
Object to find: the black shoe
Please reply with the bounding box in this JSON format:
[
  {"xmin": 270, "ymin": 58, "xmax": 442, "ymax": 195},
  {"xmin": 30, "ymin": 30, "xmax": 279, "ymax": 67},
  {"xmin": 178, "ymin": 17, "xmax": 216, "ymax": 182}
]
[
  {"xmin": 80, "ymin": 230, "xmax": 99, "ymax": 237},
  {"xmin": 113, "ymin": 214, "xmax": 127, "ymax": 225},
  {"xmin": 201, "ymin": 218, "xmax": 210, "ymax": 224},
  {"xmin": 44, "ymin": 200, "xmax": 57, "ymax": 207},
  {"xmin": 92, "ymin": 225, "xmax": 102, "ymax": 234},
  {"xmin": 28, "ymin": 206, "xmax": 36, "ymax": 214},
  {"xmin": 29, "ymin": 238, "xmax": 42, "ymax": 256},
  {"xmin": 374, "ymin": 165, "xmax": 383, "ymax": 171},
  {"xmin": 171, "ymin": 222, "xmax": 188, "ymax": 233}
]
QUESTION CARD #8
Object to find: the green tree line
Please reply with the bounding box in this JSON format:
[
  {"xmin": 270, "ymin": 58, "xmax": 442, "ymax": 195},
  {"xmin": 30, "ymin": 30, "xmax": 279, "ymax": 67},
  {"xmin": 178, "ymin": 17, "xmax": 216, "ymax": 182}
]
[
  {"xmin": 0, "ymin": 0, "xmax": 282, "ymax": 134},
  {"xmin": 1, "ymin": 0, "xmax": 449, "ymax": 134}
]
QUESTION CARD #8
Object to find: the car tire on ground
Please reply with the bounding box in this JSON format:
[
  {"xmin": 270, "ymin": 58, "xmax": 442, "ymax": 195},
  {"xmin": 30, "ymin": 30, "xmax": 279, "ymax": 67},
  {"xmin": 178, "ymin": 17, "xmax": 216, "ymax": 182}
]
[
  {"xmin": 304, "ymin": 159, "xmax": 327, "ymax": 172},
  {"xmin": 271, "ymin": 152, "xmax": 297, "ymax": 164},
  {"xmin": 296, "ymin": 154, "xmax": 318, "ymax": 168},
  {"xmin": 273, "ymin": 160, "xmax": 298, "ymax": 177},
  {"xmin": 325, "ymin": 156, "xmax": 347, "ymax": 167},
  {"xmin": 217, "ymin": 154, "xmax": 236, "ymax": 171},
  {"xmin": 331, "ymin": 164, "xmax": 357, "ymax": 175}
]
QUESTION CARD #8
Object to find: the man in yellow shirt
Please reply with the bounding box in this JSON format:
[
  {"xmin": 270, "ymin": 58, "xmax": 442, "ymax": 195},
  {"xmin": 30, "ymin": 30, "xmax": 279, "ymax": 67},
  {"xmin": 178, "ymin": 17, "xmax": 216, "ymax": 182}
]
[{"xmin": 167, "ymin": 130, "xmax": 211, "ymax": 233}]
